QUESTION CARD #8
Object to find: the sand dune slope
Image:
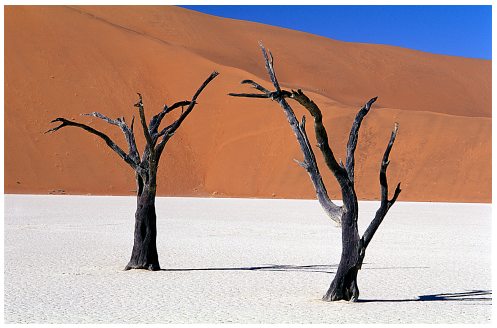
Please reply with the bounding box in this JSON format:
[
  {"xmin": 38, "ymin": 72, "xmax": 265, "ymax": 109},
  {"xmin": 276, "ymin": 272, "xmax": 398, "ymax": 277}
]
[{"xmin": 4, "ymin": 6, "xmax": 491, "ymax": 202}]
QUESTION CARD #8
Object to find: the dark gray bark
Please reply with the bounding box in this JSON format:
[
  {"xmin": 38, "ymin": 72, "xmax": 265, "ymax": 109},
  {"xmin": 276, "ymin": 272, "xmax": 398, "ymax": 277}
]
[
  {"xmin": 46, "ymin": 117, "xmax": 139, "ymax": 170},
  {"xmin": 229, "ymin": 50, "xmax": 342, "ymax": 225},
  {"xmin": 229, "ymin": 43, "xmax": 401, "ymax": 302},
  {"xmin": 324, "ymin": 206, "xmax": 360, "ymax": 301},
  {"xmin": 47, "ymin": 71, "xmax": 219, "ymax": 270},
  {"xmin": 125, "ymin": 177, "xmax": 159, "ymax": 271}
]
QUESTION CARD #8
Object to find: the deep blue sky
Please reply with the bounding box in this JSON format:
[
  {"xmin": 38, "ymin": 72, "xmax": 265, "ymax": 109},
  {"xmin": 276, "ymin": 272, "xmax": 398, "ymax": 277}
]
[{"xmin": 181, "ymin": 5, "xmax": 492, "ymax": 60}]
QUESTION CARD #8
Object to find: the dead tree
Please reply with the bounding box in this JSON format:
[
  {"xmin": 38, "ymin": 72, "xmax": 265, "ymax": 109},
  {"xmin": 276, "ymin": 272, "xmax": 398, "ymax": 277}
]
[
  {"xmin": 47, "ymin": 71, "xmax": 219, "ymax": 271},
  {"xmin": 229, "ymin": 44, "xmax": 401, "ymax": 302}
]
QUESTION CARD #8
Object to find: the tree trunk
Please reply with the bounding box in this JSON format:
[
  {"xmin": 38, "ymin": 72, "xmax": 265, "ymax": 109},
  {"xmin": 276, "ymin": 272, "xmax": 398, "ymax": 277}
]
[
  {"xmin": 124, "ymin": 175, "xmax": 160, "ymax": 271},
  {"xmin": 229, "ymin": 44, "xmax": 402, "ymax": 301},
  {"xmin": 323, "ymin": 187, "xmax": 361, "ymax": 302}
]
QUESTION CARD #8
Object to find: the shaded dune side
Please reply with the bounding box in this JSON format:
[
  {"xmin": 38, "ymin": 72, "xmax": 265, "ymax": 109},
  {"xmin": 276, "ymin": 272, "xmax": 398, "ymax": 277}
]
[{"xmin": 4, "ymin": 6, "xmax": 491, "ymax": 202}]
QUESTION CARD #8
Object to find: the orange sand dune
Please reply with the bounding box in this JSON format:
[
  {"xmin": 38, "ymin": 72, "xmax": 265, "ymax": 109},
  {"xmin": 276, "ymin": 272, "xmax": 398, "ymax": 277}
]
[{"xmin": 4, "ymin": 6, "xmax": 491, "ymax": 202}]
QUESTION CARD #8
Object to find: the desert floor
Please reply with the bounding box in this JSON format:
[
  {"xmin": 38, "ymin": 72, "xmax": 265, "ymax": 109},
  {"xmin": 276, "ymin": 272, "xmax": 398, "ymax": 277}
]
[{"xmin": 4, "ymin": 195, "xmax": 492, "ymax": 323}]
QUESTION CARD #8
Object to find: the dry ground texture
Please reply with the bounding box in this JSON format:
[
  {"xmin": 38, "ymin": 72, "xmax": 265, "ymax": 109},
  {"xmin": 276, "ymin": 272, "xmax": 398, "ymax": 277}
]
[{"xmin": 4, "ymin": 195, "xmax": 492, "ymax": 323}]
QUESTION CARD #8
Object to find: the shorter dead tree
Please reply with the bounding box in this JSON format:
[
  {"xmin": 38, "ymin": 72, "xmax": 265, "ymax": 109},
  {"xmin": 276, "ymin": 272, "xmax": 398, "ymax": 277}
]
[
  {"xmin": 230, "ymin": 44, "xmax": 401, "ymax": 302},
  {"xmin": 47, "ymin": 71, "xmax": 219, "ymax": 271}
]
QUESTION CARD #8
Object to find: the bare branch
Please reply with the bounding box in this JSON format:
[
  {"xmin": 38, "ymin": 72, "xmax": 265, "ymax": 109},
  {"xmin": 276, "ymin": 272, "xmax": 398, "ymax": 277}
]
[
  {"xmin": 297, "ymin": 115, "xmax": 316, "ymax": 167},
  {"xmin": 46, "ymin": 118, "xmax": 138, "ymax": 170},
  {"xmin": 155, "ymin": 71, "xmax": 219, "ymax": 159},
  {"xmin": 228, "ymin": 44, "xmax": 342, "ymax": 224},
  {"xmin": 241, "ymin": 79, "xmax": 271, "ymax": 94},
  {"xmin": 293, "ymin": 158, "xmax": 308, "ymax": 169},
  {"xmin": 83, "ymin": 112, "xmax": 140, "ymax": 163},
  {"xmin": 297, "ymin": 114, "xmax": 342, "ymax": 224},
  {"xmin": 259, "ymin": 42, "xmax": 282, "ymax": 93},
  {"xmin": 298, "ymin": 113, "xmax": 342, "ymax": 224},
  {"xmin": 380, "ymin": 123, "xmax": 401, "ymax": 208},
  {"xmin": 260, "ymin": 45, "xmax": 342, "ymax": 223},
  {"xmin": 82, "ymin": 112, "xmax": 120, "ymax": 126},
  {"xmin": 228, "ymin": 93, "xmax": 271, "ymax": 98},
  {"xmin": 289, "ymin": 89, "xmax": 347, "ymax": 182},
  {"xmin": 149, "ymin": 100, "xmax": 192, "ymax": 137},
  {"xmin": 134, "ymin": 93, "xmax": 154, "ymax": 154},
  {"xmin": 361, "ymin": 122, "xmax": 401, "ymax": 249},
  {"xmin": 345, "ymin": 97, "xmax": 378, "ymax": 183},
  {"xmin": 228, "ymin": 90, "xmax": 292, "ymax": 100},
  {"xmin": 390, "ymin": 182, "xmax": 402, "ymax": 205}
]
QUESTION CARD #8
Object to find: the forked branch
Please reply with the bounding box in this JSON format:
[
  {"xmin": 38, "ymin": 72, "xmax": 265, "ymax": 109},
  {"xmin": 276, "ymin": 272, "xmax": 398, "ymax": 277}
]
[
  {"xmin": 289, "ymin": 89, "xmax": 348, "ymax": 184},
  {"xmin": 149, "ymin": 100, "xmax": 192, "ymax": 137},
  {"xmin": 231, "ymin": 43, "xmax": 403, "ymax": 301},
  {"xmin": 134, "ymin": 93, "xmax": 154, "ymax": 156},
  {"xmin": 241, "ymin": 79, "xmax": 271, "ymax": 94},
  {"xmin": 155, "ymin": 71, "xmax": 219, "ymax": 159},
  {"xmin": 46, "ymin": 118, "xmax": 138, "ymax": 170},
  {"xmin": 228, "ymin": 44, "xmax": 342, "ymax": 224},
  {"xmin": 345, "ymin": 97, "xmax": 378, "ymax": 183},
  {"xmin": 83, "ymin": 112, "xmax": 140, "ymax": 164},
  {"xmin": 361, "ymin": 122, "xmax": 401, "ymax": 249}
]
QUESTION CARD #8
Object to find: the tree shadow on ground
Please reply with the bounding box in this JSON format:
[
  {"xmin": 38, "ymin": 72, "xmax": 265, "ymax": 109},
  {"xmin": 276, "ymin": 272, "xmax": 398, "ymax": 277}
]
[
  {"xmin": 161, "ymin": 265, "xmax": 490, "ymax": 303},
  {"xmin": 162, "ymin": 264, "xmax": 337, "ymax": 274},
  {"xmin": 161, "ymin": 264, "xmax": 428, "ymax": 274},
  {"xmin": 358, "ymin": 290, "xmax": 492, "ymax": 303}
]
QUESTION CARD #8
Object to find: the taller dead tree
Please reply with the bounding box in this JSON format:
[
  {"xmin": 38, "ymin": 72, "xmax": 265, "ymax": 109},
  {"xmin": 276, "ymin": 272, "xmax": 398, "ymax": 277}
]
[
  {"xmin": 230, "ymin": 44, "xmax": 401, "ymax": 302},
  {"xmin": 47, "ymin": 71, "xmax": 219, "ymax": 271}
]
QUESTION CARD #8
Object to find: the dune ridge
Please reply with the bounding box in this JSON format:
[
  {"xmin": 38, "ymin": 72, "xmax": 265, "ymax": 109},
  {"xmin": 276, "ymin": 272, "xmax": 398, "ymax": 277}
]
[{"xmin": 4, "ymin": 6, "xmax": 491, "ymax": 202}]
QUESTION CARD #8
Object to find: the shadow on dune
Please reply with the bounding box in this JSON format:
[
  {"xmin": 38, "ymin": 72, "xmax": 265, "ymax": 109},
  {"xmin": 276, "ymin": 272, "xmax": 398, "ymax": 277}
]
[
  {"xmin": 358, "ymin": 290, "xmax": 492, "ymax": 303},
  {"xmin": 161, "ymin": 264, "xmax": 429, "ymax": 274}
]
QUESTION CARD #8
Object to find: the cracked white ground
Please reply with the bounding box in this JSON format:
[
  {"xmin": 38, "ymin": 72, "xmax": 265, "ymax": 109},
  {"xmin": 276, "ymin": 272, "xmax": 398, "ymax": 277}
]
[{"xmin": 4, "ymin": 195, "xmax": 492, "ymax": 323}]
